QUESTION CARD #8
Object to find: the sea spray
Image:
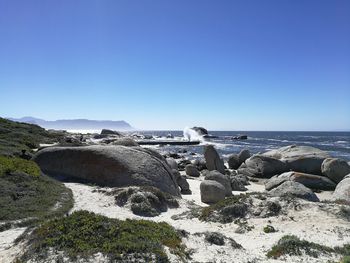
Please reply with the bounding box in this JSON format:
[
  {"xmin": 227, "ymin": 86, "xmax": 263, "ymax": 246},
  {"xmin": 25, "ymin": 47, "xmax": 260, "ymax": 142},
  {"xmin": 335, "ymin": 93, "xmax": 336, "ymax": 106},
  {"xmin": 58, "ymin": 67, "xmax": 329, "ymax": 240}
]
[{"xmin": 183, "ymin": 127, "xmax": 205, "ymax": 142}]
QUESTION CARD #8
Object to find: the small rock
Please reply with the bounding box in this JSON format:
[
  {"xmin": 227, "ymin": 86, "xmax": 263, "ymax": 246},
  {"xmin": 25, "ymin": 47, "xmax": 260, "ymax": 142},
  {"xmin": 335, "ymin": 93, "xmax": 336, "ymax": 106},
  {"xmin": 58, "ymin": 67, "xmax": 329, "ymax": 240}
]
[{"xmin": 185, "ymin": 164, "xmax": 200, "ymax": 177}]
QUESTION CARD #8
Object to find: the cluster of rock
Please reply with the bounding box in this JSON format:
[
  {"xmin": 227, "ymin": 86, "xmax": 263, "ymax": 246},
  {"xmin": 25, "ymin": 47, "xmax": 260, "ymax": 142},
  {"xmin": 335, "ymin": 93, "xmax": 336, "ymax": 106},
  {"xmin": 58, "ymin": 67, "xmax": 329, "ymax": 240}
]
[
  {"xmin": 33, "ymin": 126, "xmax": 350, "ymax": 208},
  {"xmin": 188, "ymin": 144, "xmax": 350, "ymax": 204},
  {"xmin": 112, "ymin": 186, "xmax": 179, "ymax": 217}
]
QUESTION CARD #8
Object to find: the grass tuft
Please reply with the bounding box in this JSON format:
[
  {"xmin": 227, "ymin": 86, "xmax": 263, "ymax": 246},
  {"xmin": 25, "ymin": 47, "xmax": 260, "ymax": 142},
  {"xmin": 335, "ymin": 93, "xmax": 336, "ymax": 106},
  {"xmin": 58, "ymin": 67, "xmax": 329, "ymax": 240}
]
[
  {"xmin": 22, "ymin": 211, "xmax": 188, "ymax": 262},
  {"xmin": 0, "ymin": 156, "xmax": 40, "ymax": 177},
  {"xmin": 267, "ymin": 235, "xmax": 335, "ymax": 258}
]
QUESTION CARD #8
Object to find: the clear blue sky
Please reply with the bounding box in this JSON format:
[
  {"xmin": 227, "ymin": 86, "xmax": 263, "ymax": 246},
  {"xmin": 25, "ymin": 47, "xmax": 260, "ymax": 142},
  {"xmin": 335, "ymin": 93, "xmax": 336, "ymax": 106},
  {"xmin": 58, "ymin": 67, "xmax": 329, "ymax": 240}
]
[{"xmin": 0, "ymin": 0, "xmax": 349, "ymax": 131}]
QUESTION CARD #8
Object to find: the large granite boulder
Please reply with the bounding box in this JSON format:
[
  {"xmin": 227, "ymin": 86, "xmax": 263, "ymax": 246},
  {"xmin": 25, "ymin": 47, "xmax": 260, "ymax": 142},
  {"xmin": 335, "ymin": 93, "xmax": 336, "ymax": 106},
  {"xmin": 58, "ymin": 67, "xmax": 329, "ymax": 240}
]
[
  {"xmin": 204, "ymin": 170, "xmax": 232, "ymax": 196},
  {"xmin": 204, "ymin": 145, "xmax": 226, "ymax": 174},
  {"xmin": 263, "ymin": 145, "xmax": 329, "ymax": 175},
  {"xmin": 228, "ymin": 154, "xmax": 240, "ymax": 169},
  {"xmin": 238, "ymin": 149, "xmax": 251, "ymax": 164},
  {"xmin": 321, "ymin": 158, "xmax": 350, "ymax": 183},
  {"xmin": 200, "ymin": 180, "xmax": 226, "ymax": 204},
  {"xmin": 332, "ymin": 174, "xmax": 350, "ymax": 202},
  {"xmin": 245, "ymin": 155, "xmax": 289, "ymax": 178},
  {"xmin": 268, "ymin": 181, "xmax": 319, "ymax": 202},
  {"xmin": 33, "ymin": 145, "xmax": 180, "ymax": 196},
  {"xmin": 265, "ymin": 171, "xmax": 336, "ymax": 191}
]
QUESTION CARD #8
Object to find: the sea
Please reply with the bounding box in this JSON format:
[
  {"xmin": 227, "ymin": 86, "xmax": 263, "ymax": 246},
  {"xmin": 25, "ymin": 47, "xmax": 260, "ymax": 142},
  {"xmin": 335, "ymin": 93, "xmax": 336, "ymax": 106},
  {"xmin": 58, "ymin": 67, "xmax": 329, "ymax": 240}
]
[{"xmin": 136, "ymin": 131, "xmax": 350, "ymax": 161}]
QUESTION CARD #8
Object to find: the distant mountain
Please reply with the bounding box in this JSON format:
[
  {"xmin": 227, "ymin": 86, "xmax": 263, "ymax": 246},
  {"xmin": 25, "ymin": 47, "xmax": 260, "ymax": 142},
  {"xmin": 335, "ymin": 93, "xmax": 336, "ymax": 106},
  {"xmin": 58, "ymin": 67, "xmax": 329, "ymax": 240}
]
[{"xmin": 8, "ymin": 117, "xmax": 134, "ymax": 131}]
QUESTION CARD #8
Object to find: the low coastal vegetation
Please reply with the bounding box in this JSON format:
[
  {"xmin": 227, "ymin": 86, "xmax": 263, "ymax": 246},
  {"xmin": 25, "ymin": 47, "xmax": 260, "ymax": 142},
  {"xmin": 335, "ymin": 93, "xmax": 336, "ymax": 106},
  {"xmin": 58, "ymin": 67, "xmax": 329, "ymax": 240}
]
[
  {"xmin": 198, "ymin": 192, "xmax": 280, "ymax": 223},
  {"xmin": 0, "ymin": 117, "xmax": 64, "ymax": 156},
  {"xmin": 21, "ymin": 210, "xmax": 188, "ymax": 262},
  {"xmin": 113, "ymin": 186, "xmax": 179, "ymax": 217},
  {"xmin": 0, "ymin": 156, "xmax": 73, "ymax": 227},
  {"xmin": 267, "ymin": 235, "xmax": 350, "ymax": 259}
]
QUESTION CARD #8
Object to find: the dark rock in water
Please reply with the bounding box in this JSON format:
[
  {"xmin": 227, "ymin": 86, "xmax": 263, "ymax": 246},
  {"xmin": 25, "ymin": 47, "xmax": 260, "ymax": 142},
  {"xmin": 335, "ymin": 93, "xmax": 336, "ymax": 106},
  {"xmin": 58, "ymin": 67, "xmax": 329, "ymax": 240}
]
[
  {"xmin": 204, "ymin": 145, "xmax": 226, "ymax": 174},
  {"xmin": 142, "ymin": 134, "xmax": 154, "ymax": 140},
  {"xmin": 204, "ymin": 170, "xmax": 232, "ymax": 196},
  {"xmin": 228, "ymin": 154, "xmax": 240, "ymax": 169},
  {"xmin": 263, "ymin": 145, "xmax": 329, "ymax": 175},
  {"xmin": 166, "ymin": 133, "xmax": 174, "ymax": 138},
  {"xmin": 322, "ymin": 158, "xmax": 350, "ymax": 183},
  {"xmin": 185, "ymin": 164, "xmax": 200, "ymax": 177},
  {"xmin": 238, "ymin": 149, "xmax": 251, "ymax": 164},
  {"xmin": 168, "ymin": 153, "xmax": 181, "ymax": 159},
  {"xmin": 245, "ymin": 155, "xmax": 289, "ymax": 178},
  {"xmin": 265, "ymin": 171, "xmax": 336, "ymax": 191},
  {"xmin": 332, "ymin": 174, "xmax": 350, "ymax": 202},
  {"xmin": 192, "ymin": 126, "xmax": 208, "ymax": 135},
  {"xmin": 268, "ymin": 181, "xmax": 319, "ymax": 202},
  {"xmin": 33, "ymin": 145, "xmax": 180, "ymax": 196},
  {"xmin": 111, "ymin": 138, "xmax": 139, "ymax": 147},
  {"xmin": 203, "ymin": 134, "xmax": 219, "ymax": 139},
  {"xmin": 232, "ymin": 135, "xmax": 248, "ymax": 140},
  {"xmin": 200, "ymin": 180, "xmax": 226, "ymax": 204},
  {"xmin": 101, "ymin": 129, "xmax": 122, "ymax": 136}
]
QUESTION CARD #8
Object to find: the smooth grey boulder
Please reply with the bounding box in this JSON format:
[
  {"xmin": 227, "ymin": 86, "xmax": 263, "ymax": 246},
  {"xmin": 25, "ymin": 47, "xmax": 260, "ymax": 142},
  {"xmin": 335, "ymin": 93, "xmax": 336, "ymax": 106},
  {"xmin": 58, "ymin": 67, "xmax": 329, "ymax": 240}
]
[
  {"xmin": 230, "ymin": 176, "xmax": 247, "ymax": 191},
  {"xmin": 111, "ymin": 138, "xmax": 139, "ymax": 147},
  {"xmin": 166, "ymin": 158, "xmax": 178, "ymax": 170},
  {"xmin": 263, "ymin": 145, "xmax": 329, "ymax": 160},
  {"xmin": 33, "ymin": 145, "xmax": 180, "ymax": 196},
  {"xmin": 204, "ymin": 145, "xmax": 226, "ymax": 174},
  {"xmin": 228, "ymin": 154, "xmax": 240, "ymax": 169},
  {"xmin": 200, "ymin": 180, "xmax": 226, "ymax": 204},
  {"xmin": 332, "ymin": 174, "xmax": 350, "ymax": 202},
  {"xmin": 238, "ymin": 149, "xmax": 251, "ymax": 164},
  {"xmin": 185, "ymin": 164, "xmax": 200, "ymax": 177},
  {"xmin": 268, "ymin": 181, "xmax": 319, "ymax": 202},
  {"xmin": 245, "ymin": 155, "xmax": 288, "ymax": 178},
  {"xmin": 265, "ymin": 171, "xmax": 336, "ymax": 191},
  {"xmin": 204, "ymin": 170, "xmax": 232, "ymax": 196},
  {"xmin": 263, "ymin": 145, "xmax": 329, "ymax": 175},
  {"xmin": 322, "ymin": 158, "xmax": 350, "ymax": 183}
]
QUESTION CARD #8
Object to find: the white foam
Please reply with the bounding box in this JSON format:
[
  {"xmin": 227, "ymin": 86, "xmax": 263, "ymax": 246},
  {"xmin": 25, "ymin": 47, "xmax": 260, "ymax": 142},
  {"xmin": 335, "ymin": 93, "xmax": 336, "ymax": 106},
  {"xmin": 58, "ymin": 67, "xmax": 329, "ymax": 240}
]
[{"xmin": 183, "ymin": 127, "xmax": 205, "ymax": 142}]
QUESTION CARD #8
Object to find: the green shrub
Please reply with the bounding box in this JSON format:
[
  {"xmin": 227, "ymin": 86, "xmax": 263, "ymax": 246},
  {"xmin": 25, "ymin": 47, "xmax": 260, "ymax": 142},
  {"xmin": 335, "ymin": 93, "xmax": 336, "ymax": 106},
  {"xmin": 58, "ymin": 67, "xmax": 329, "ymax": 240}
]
[
  {"xmin": 0, "ymin": 117, "xmax": 64, "ymax": 156},
  {"xmin": 263, "ymin": 225, "xmax": 276, "ymax": 233},
  {"xmin": 0, "ymin": 156, "xmax": 40, "ymax": 177},
  {"xmin": 267, "ymin": 235, "xmax": 334, "ymax": 258},
  {"xmin": 0, "ymin": 171, "xmax": 73, "ymax": 222},
  {"xmin": 340, "ymin": 256, "xmax": 350, "ymax": 263},
  {"xmin": 22, "ymin": 211, "xmax": 187, "ymax": 262}
]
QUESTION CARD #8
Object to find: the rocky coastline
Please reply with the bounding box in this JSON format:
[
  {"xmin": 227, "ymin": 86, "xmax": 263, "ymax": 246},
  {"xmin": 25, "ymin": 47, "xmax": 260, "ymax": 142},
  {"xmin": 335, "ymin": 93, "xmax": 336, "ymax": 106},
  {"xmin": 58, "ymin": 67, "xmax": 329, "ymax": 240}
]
[{"xmin": 0, "ymin": 120, "xmax": 349, "ymax": 263}]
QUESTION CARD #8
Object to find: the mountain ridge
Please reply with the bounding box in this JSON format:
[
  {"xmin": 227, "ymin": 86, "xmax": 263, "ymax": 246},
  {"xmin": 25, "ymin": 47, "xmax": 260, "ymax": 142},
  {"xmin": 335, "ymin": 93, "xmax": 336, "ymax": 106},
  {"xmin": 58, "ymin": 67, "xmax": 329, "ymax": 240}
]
[{"xmin": 8, "ymin": 117, "xmax": 134, "ymax": 131}]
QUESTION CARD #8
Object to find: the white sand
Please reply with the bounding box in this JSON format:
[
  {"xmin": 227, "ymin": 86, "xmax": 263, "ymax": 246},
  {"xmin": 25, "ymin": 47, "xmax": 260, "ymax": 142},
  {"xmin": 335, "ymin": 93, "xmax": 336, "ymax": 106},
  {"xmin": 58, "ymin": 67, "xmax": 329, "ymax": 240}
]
[
  {"xmin": 0, "ymin": 228, "xmax": 26, "ymax": 263},
  {"xmin": 1, "ymin": 178, "xmax": 349, "ymax": 263},
  {"xmin": 62, "ymin": 179, "xmax": 350, "ymax": 263}
]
